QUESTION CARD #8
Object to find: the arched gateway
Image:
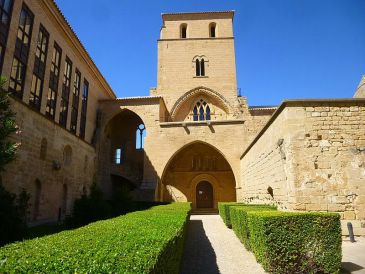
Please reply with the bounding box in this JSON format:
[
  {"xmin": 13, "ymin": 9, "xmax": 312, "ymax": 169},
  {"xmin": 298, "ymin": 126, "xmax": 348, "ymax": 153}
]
[{"xmin": 160, "ymin": 142, "xmax": 236, "ymax": 210}]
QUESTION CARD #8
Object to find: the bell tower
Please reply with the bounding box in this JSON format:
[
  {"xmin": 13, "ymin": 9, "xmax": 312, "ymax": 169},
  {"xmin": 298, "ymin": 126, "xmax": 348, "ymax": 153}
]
[{"xmin": 154, "ymin": 11, "xmax": 238, "ymax": 109}]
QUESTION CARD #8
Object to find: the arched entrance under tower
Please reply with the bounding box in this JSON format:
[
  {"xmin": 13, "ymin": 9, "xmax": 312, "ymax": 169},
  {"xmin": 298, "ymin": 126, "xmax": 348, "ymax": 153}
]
[{"xmin": 160, "ymin": 142, "xmax": 236, "ymax": 209}]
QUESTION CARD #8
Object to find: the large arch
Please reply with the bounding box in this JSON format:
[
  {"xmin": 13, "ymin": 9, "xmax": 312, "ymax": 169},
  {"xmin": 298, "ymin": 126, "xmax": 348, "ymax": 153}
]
[
  {"xmin": 99, "ymin": 109, "xmax": 146, "ymax": 198},
  {"xmin": 159, "ymin": 141, "xmax": 236, "ymax": 210}
]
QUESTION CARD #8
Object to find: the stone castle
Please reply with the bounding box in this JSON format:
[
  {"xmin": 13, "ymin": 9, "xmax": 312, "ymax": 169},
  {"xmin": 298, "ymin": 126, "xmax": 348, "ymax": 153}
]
[{"xmin": 1, "ymin": 1, "xmax": 364, "ymax": 235}]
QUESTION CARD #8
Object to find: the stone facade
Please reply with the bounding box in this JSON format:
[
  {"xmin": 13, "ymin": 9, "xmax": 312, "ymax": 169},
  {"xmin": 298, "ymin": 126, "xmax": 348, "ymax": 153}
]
[
  {"xmin": 0, "ymin": 0, "xmax": 115, "ymax": 224},
  {"xmin": 240, "ymin": 100, "xmax": 365, "ymax": 235},
  {"xmin": 1, "ymin": 2, "xmax": 364, "ymax": 234}
]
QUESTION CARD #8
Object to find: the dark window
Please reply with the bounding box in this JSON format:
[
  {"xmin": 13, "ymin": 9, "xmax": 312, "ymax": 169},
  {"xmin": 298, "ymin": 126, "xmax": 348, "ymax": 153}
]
[
  {"xmin": 46, "ymin": 43, "xmax": 62, "ymax": 118},
  {"xmin": 9, "ymin": 4, "xmax": 33, "ymax": 97},
  {"xmin": 40, "ymin": 137, "xmax": 47, "ymax": 160},
  {"xmin": 70, "ymin": 69, "xmax": 81, "ymax": 134},
  {"xmin": 210, "ymin": 23, "xmax": 216, "ymax": 38},
  {"xmin": 136, "ymin": 124, "xmax": 146, "ymax": 149},
  {"xmin": 195, "ymin": 59, "xmax": 200, "ymax": 76},
  {"xmin": 33, "ymin": 180, "xmax": 41, "ymax": 221},
  {"xmin": 79, "ymin": 79, "xmax": 88, "ymax": 139},
  {"xmin": 193, "ymin": 105, "xmax": 198, "ymax": 121},
  {"xmin": 181, "ymin": 24, "xmax": 187, "ymax": 38},
  {"xmin": 195, "ymin": 58, "xmax": 206, "ymax": 77},
  {"xmin": 29, "ymin": 25, "xmax": 49, "ymax": 110},
  {"xmin": 59, "ymin": 57, "xmax": 72, "ymax": 127},
  {"xmin": 0, "ymin": 0, "xmax": 13, "ymax": 73},
  {"xmin": 201, "ymin": 59, "xmax": 205, "ymax": 76},
  {"xmin": 8, "ymin": 57, "xmax": 25, "ymax": 95}
]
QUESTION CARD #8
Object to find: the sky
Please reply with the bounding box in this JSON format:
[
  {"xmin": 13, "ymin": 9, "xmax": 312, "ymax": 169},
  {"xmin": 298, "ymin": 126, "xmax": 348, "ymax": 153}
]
[{"xmin": 54, "ymin": 0, "xmax": 365, "ymax": 106}]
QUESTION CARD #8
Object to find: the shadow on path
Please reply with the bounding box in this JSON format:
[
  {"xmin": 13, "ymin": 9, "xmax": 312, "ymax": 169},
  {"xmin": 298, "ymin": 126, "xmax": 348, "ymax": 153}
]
[{"xmin": 180, "ymin": 220, "xmax": 219, "ymax": 274}]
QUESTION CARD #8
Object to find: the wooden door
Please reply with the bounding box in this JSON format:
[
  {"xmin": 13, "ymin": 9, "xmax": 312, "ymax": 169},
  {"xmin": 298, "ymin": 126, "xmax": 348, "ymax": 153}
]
[{"xmin": 196, "ymin": 181, "xmax": 213, "ymax": 208}]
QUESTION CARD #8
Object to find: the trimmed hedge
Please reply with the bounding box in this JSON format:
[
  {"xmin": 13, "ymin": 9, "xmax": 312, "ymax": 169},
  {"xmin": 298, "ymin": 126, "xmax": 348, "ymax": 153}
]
[
  {"xmin": 218, "ymin": 202, "xmax": 276, "ymax": 228},
  {"xmin": 0, "ymin": 203, "xmax": 191, "ymax": 273},
  {"xmin": 248, "ymin": 211, "xmax": 342, "ymax": 274},
  {"xmin": 230, "ymin": 205, "xmax": 276, "ymax": 250}
]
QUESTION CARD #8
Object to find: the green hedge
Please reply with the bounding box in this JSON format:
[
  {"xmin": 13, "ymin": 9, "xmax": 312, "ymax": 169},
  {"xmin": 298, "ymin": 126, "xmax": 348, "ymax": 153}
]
[
  {"xmin": 218, "ymin": 202, "xmax": 276, "ymax": 228},
  {"xmin": 247, "ymin": 211, "xmax": 342, "ymax": 274},
  {"xmin": 230, "ymin": 205, "xmax": 276, "ymax": 250},
  {"xmin": 0, "ymin": 203, "xmax": 191, "ymax": 273}
]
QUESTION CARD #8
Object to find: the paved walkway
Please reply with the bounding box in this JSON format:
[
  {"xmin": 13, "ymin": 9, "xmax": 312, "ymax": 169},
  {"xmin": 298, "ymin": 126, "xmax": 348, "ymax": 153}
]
[
  {"xmin": 180, "ymin": 214, "xmax": 265, "ymax": 274},
  {"xmin": 181, "ymin": 214, "xmax": 365, "ymax": 274},
  {"xmin": 342, "ymin": 237, "xmax": 365, "ymax": 274}
]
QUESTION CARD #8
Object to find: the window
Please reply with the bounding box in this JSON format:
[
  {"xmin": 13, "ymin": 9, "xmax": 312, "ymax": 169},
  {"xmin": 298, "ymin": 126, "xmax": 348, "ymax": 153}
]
[
  {"xmin": 62, "ymin": 184, "xmax": 68, "ymax": 216},
  {"xmin": 63, "ymin": 145, "xmax": 72, "ymax": 166},
  {"xmin": 33, "ymin": 180, "xmax": 41, "ymax": 221},
  {"xmin": 79, "ymin": 79, "xmax": 89, "ymax": 139},
  {"xmin": 193, "ymin": 99, "xmax": 211, "ymax": 121},
  {"xmin": 209, "ymin": 23, "xmax": 216, "ymax": 38},
  {"xmin": 70, "ymin": 69, "xmax": 81, "ymax": 134},
  {"xmin": 9, "ymin": 5, "xmax": 33, "ymax": 97},
  {"xmin": 40, "ymin": 138, "xmax": 47, "ymax": 160},
  {"xmin": 195, "ymin": 58, "xmax": 205, "ymax": 77},
  {"xmin": 59, "ymin": 57, "xmax": 72, "ymax": 127},
  {"xmin": 136, "ymin": 124, "xmax": 146, "ymax": 149},
  {"xmin": 46, "ymin": 43, "xmax": 62, "ymax": 118},
  {"xmin": 180, "ymin": 23, "xmax": 187, "ymax": 38},
  {"xmin": 30, "ymin": 25, "xmax": 49, "ymax": 110},
  {"xmin": 115, "ymin": 148, "xmax": 122, "ymax": 164},
  {"xmin": 0, "ymin": 0, "xmax": 13, "ymax": 73}
]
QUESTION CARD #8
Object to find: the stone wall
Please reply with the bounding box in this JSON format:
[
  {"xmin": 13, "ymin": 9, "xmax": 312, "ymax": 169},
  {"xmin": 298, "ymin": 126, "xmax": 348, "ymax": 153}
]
[
  {"xmin": 2, "ymin": 99, "xmax": 96, "ymax": 224},
  {"xmin": 240, "ymin": 99, "xmax": 365, "ymax": 235}
]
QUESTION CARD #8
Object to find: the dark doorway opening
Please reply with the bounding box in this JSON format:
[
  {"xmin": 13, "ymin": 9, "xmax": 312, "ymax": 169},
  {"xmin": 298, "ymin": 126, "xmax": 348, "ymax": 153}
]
[{"xmin": 196, "ymin": 181, "xmax": 213, "ymax": 208}]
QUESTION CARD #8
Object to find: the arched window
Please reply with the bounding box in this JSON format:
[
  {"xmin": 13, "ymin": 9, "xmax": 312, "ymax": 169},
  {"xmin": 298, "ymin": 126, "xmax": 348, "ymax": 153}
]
[
  {"xmin": 136, "ymin": 124, "xmax": 146, "ymax": 149},
  {"xmin": 209, "ymin": 23, "xmax": 216, "ymax": 38},
  {"xmin": 40, "ymin": 138, "xmax": 47, "ymax": 160},
  {"xmin": 33, "ymin": 180, "xmax": 42, "ymax": 221},
  {"xmin": 180, "ymin": 24, "xmax": 187, "ymax": 38},
  {"xmin": 195, "ymin": 58, "xmax": 206, "ymax": 77},
  {"xmin": 63, "ymin": 145, "xmax": 72, "ymax": 166},
  {"xmin": 193, "ymin": 99, "xmax": 211, "ymax": 121}
]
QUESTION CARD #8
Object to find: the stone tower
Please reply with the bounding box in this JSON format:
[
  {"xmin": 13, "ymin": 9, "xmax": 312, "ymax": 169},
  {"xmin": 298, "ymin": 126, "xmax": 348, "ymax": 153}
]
[{"xmin": 154, "ymin": 11, "xmax": 238, "ymax": 109}]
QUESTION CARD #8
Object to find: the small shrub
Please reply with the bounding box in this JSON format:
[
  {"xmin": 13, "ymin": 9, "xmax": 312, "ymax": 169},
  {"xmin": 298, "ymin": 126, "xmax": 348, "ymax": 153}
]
[
  {"xmin": 0, "ymin": 184, "xmax": 29, "ymax": 246},
  {"xmin": 0, "ymin": 203, "xmax": 191, "ymax": 273},
  {"xmin": 218, "ymin": 202, "xmax": 246, "ymax": 227},
  {"xmin": 230, "ymin": 205, "xmax": 276, "ymax": 250},
  {"xmin": 218, "ymin": 202, "xmax": 276, "ymax": 228},
  {"xmin": 247, "ymin": 211, "xmax": 342, "ymax": 274}
]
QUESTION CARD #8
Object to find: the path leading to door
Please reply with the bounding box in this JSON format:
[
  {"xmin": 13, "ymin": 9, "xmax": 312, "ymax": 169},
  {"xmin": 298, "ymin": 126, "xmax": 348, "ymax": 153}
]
[{"xmin": 180, "ymin": 214, "xmax": 266, "ymax": 274}]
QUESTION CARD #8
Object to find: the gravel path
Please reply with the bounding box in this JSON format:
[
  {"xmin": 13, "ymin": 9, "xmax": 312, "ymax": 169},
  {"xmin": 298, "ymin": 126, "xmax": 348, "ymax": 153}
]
[{"xmin": 180, "ymin": 214, "xmax": 266, "ymax": 274}]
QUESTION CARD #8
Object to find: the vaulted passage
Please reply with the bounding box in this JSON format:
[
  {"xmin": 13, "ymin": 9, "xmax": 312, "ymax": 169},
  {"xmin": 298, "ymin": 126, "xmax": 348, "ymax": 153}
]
[{"xmin": 160, "ymin": 142, "xmax": 236, "ymax": 210}]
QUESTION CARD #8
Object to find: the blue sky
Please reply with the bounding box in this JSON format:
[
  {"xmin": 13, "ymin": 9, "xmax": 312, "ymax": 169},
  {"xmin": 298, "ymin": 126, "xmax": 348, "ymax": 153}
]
[{"xmin": 55, "ymin": 0, "xmax": 365, "ymax": 106}]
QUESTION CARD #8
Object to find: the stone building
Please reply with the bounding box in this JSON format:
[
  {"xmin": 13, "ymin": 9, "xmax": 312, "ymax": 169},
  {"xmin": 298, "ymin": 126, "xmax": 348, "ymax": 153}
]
[{"xmin": 1, "ymin": 1, "xmax": 364, "ymax": 235}]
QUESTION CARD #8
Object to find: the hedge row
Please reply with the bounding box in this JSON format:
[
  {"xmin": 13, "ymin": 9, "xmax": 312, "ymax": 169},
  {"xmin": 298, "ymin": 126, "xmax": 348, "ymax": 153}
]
[
  {"xmin": 0, "ymin": 203, "xmax": 191, "ymax": 273},
  {"xmin": 230, "ymin": 206, "xmax": 276, "ymax": 250},
  {"xmin": 218, "ymin": 202, "xmax": 276, "ymax": 228},
  {"xmin": 248, "ymin": 211, "xmax": 342, "ymax": 274},
  {"xmin": 219, "ymin": 203, "xmax": 342, "ymax": 274}
]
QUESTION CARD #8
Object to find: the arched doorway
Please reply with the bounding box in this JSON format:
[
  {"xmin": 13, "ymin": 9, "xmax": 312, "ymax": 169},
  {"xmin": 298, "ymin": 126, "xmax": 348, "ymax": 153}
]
[
  {"xmin": 161, "ymin": 141, "xmax": 236, "ymax": 209},
  {"xmin": 196, "ymin": 181, "xmax": 213, "ymax": 208}
]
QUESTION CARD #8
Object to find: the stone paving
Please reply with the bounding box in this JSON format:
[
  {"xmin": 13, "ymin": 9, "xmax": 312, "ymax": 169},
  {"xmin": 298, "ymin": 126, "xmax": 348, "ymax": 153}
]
[
  {"xmin": 180, "ymin": 214, "xmax": 265, "ymax": 274},
  {"xmin": 181, "ymin": 214, "xmax": 365, "ymax": 274}
]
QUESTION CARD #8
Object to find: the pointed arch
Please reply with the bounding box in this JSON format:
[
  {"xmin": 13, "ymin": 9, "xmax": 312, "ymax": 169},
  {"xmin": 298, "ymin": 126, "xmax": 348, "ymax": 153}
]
[{"xmin": 170, "ymin": 86, "xmax": 233, "ymax": 121}]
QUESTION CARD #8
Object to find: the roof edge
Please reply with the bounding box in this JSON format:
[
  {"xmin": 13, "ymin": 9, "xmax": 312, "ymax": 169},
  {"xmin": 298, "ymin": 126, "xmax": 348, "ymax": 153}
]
[{"xmin": 240, "ymin": 98, "xmax": 365, "ymax": 159}]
